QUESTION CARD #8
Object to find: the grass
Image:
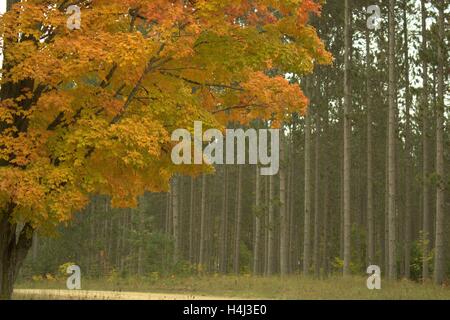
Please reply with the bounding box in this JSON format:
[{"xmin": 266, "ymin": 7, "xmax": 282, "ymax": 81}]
[{"xmin": 14, "ymin": 274, "xmax": 450, "ymax": 300}]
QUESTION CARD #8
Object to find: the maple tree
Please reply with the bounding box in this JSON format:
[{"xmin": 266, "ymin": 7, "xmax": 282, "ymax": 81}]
[{"xmin": 0, "ymin": 0, "xmax": 330, "ymax": 299}]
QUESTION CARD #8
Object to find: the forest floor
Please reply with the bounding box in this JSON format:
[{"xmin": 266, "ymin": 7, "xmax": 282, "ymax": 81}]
[
  {"xmin": 15, "ymin": 275, "xmax": 450, "ymax": 300},
  {"xmin": 13, "ymin": 289, "xmax": 237, "ymax": 300}
]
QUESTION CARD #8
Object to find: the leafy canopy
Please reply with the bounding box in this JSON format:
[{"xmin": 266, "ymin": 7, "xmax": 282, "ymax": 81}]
[{"xmin": 0, "ymin": 0, "xmax": 331, "ymax": 233}]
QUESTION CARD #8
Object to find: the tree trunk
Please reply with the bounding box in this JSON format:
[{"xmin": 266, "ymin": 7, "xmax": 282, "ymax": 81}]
[
  {"xmin": 303, "ymin": 107, "xmax": 312, "ymax": 276},
  {"xmin": 387, "ymin": 0, "xmax": 397, "ymax": 281},
  {"xmin": 420, "ymin": 0, "xmax": 430, "ymax": 281},
  {"xmin": 288, "ymin": 137, "xmax": 296, "ymax": 273},
  {"xmin": 343, "ymin": 0, "xmax": 352, "ymax": 277},
  {"xmin": 188, "ymin": 177, "xmax": 195, "ymax": 263},
  {"xmin": 234, "ymin": 166, "xmax": 243, "ymax": 274},
  {"xmin": 165, "ymin": 193, "xmax": 171, "ymax": 234},
  {"xmin": 137, "ymin": 202, "xmax": 144, "ymax": 276},
  {"xmin": 253, "ymin": 165, "xmax": 261, "ymax": 274},
  {"xmin": 313, "ymin": 112, "xmax": 321, "ymax": 278},
  {"xmin": 267, "ymin": 174, "xmax": 275, "ymax": 275},
  {"xmin": 219, "ymin": 168, "xmax": 229, "ymax": 273},
  {"xmin": 366, "ymin": 26, "xmax": 375, "ymax": 266},
  {"xmin": 31, "ymin": 234, "xmax": 39, "ymax": 264},
  {"xmin": 433, "ymin": 2, "xmax": 445, "ymax": 286},
  {"xmin": 402, "ymin": 0, "xmax": 412, "ymax": 279},
  {"xmin": 172, "ymin": 177, "xmax": 180, "ymax": 263},
  {"xmin": 322, "ymin": 106, "xmax": 330, "ymax": 277},
  {"xmin": 322, "ymin": 171, "xmax": 329, "ymax": 277},
  {"xmin": 264, "ymin": 175, "xmax": 270, "ymax": 275},
  {"xmin": 280, "ymin": 135, "xmax": 288, "ymax": 276},
  {"xmin": 384, "ymin": 147, "xmax": 389, "ymax": 273},
  {"xmin": 340, "ymin": 143, "xmax": 344, "ymax": 261},
  {"xmin": 199, "ymin": 174, "xmax": 207, "ymax": 269},
  {"xmin": 0, "ymin": 207, "xmax": 34, "ymax": 300}
]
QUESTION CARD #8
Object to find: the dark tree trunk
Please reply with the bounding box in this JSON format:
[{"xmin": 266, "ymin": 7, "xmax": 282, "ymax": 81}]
[
  {"xmin": 189, "ymin": 177, "xmax": 195, "ymax": 264},
  {"xmin": 434, "ymin": 2, "xmax": 445, "ymax": 286},
  {"xmin": 342, "ymin": 0, "xmax": 352, "ymax": 276},
  {"xmin": 0, "ymin": 206, "xmax": 34, "ymax": 300},
  {"xmin": 402, "ymin": 0, "xmax": 412, "ymax": 279},
  {"xmin": 420, "ymin": 0, "xmax": 430, "ymax": 280},
  {"xmin": 253, "ymin": 165, "xmax": 261, "ymax": 274},
  {"xmin": 199, "ymin": 174, "xmax": 207, "ymax": 268},
  {"xmin": 219, "ymin": 167, "xmax": 229, "ymax": 273},
  {"xmin": 233, "ymin": 166, "xmax": 243, "ymax": 274}
]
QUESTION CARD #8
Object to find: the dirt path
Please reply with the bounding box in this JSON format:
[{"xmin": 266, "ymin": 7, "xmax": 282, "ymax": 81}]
[{"xmin": 14, "ymin": 289, "xmax": 242, "ymax": 300}]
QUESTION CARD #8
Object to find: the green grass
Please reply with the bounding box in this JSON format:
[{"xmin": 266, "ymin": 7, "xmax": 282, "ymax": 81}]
[{"xmin": 15, "ymin": 275, "xmax": 450, "ymax": 300}]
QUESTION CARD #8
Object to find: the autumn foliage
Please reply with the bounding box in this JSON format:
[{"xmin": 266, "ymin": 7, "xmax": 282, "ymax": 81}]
[{"xmin": 0, "ymin": 0, "xmax": 331, "ymax": 233}]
